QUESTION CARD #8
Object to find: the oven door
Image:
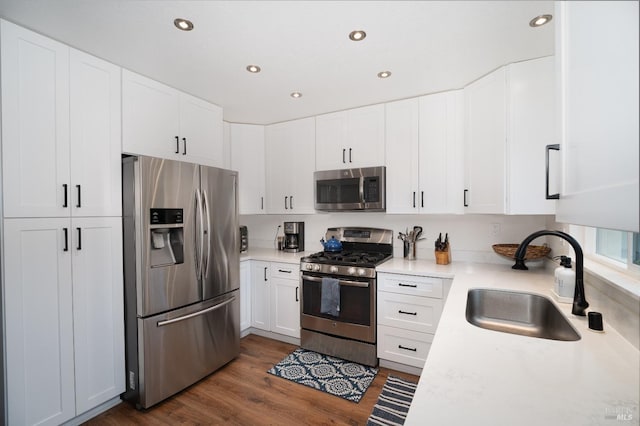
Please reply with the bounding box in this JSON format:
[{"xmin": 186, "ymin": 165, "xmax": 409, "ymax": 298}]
[{"xmin": 300, "ymin": 273, "xmax": 376, "ymax": 343}]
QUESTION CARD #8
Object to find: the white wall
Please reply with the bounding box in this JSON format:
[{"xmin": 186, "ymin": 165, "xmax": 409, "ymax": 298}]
[{"xmin": 240, "ymin": 213, "xmax": 551, "ymax": 264}]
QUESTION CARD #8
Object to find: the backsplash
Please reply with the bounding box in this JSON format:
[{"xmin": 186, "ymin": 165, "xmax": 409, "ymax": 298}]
[{"xmin": 240, "ymin": 213, "xmax": 550, "ymax": 264}]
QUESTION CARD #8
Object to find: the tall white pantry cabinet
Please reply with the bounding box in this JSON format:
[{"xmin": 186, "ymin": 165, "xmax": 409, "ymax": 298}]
[{"xmin": 1, "ymin": 20, "xmax": 125, "ymax": 426}]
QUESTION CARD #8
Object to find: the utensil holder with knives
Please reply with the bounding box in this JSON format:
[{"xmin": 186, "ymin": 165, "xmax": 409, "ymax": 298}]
[
  {"xmin": 398, "ymin": 226, "xmax": 423, "ymax": 261},
  {"xmin": 434, "ymin": 233, "xmax": 450, "ymax": 265}
]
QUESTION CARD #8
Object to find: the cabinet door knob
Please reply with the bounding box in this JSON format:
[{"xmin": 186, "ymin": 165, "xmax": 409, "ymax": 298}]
[
  {"xmin": 413, "ymin": 191, "xmax": 416, "ymax": 208},
  {"xmin": 182, "ymin": 137, "xmax": 187, "ymax": 155},
  {"xmin": 289, "ymin": 196, "xmax": 293, "ymax": 210},
  {"xmin": 295, "ymin": 286, "xmax": 299, "ymax": 302},
  {"xmin": 264, "ymin": 267, "xmax": 268, "ymax": 281},
  {"xmin": 421, "ymin": 191, "xmax": 424, "ymax": 208},
  {"xmin": 175, "ymin": 136, "xmax": 180, "ymax": 154},
  {"xmin": 464, "ymin": 189, "xmax": 469, "ymax": 207},
  {"xmin": 284, "ymin": 196, "xmax": 288, "ymax": 210},
  {"xmin": 349, "ymin": 148, "xmax": 352, "ymax": 163},
  {"xmin": 342, "ymin": 148, "xmax": 346, "ymax": 163},
  {"xmin": 63, "ymin": 228, "xmax": 69, "ymax": 252}
]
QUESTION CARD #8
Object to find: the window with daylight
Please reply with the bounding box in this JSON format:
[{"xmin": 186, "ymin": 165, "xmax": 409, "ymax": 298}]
[{"xmin": 586, "ymin": 227, "xmax": 640, "ymax": 272}]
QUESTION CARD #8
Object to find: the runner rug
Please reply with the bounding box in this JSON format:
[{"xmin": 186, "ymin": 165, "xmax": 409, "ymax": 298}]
[
  {"xmin": 267, "ymin": 348, "xmax": 378, "ymax": 403},
  {"xmin": 366, "ymin": 375, "xmax": 417, "ymax": 426}
]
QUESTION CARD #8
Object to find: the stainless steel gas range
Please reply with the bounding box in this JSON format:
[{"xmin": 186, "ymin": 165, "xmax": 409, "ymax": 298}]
[{"xmin": 299, "ymin": 227, "xmax": 393, "ymax": 366}]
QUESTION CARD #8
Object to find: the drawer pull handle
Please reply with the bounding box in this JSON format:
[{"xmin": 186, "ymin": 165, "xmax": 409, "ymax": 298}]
[
  {"xmin": 398, "ymin": 310, "xmax": 417, "ymax": 316},
  {"xmin": 278, "ymin": 269, "xmax": 292, "ymax": 273},
  {"xmin": 398, "ymin": 345, "xmax": 417, "ymax": 352},
  {"xmin": 398, "ymin": 283, "xmax": 417, "ymax": 288}
]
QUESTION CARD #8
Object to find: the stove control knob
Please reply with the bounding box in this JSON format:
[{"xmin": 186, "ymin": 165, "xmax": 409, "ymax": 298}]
[
  {"xmin": 314, "ymin": 264, "xmax": 321, "ymax": 272},
  {"xmin": 329, "ymin": 265, "xmax": 338, "ymax": 273},
  {"xmin": 347, "ymin": 267, "xmax": 356, "ymax": 275},
  {"xmin": 357, "ymin": 268, "xmax": 366, "ymax": 276},
  {"xmin": 306, "ymin": 264, "xmax": 313, "ymax": 271}
]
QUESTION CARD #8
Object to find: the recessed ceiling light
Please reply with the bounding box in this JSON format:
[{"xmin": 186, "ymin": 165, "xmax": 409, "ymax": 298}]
[
  {"xmin": 348, "ymin": 30, "xmax": 367, "ymax": 41},
  {"xmin": 529, "ymin": 14, "xmax": 552, "ymax": 27},
  {"xmin": 174, "ymin": 18, "xmax": 194, "ymax": 31},
  {"xmin": 290, "ymin": 92, "xmax": 302, "ymax": 98},
  {"xmin": 246, "ymin": 65, "xmax": 261, "ymax": 73},
  {"xmin": 377, "ymin": 71, "xmax": 392, "ymax": 79}
]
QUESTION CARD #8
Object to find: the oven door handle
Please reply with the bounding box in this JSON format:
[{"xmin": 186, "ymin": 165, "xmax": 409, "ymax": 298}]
[{"xmin": 301, "ymin": 274, "xmax": 370, "ymax": 288}]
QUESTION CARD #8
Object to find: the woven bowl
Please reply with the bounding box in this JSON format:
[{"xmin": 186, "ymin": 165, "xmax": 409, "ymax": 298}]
[{"xmin": 492, "ymin": 244, "xmax": 551, "ymax": 260}]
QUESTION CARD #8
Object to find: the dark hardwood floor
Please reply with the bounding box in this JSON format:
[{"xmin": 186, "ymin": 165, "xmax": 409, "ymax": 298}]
[{"xmin": 85, "ymin": 334, "xmax": 419, "ymax": 425}]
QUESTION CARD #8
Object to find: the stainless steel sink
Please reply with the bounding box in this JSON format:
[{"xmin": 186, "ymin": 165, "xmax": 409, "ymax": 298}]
[{"xmin": 465, "ymin": 288, "xmax": 581, "ymax": 341}]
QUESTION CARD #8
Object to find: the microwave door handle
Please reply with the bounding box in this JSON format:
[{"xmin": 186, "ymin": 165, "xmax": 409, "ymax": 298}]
[{"xmin": 202, "ymin": 189, "xmax": 211, "ymax": 279}]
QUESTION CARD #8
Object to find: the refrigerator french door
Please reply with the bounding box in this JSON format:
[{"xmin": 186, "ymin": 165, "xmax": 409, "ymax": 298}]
[{"xmin": 122, "ymin": 156, "xmax": 240, "ymax": 409}]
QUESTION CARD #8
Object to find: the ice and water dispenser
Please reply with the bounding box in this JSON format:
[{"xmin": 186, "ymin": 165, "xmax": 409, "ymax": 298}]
[{"xmin": 149, "ymin": 208, "xmax": 185, "ymax": 267}]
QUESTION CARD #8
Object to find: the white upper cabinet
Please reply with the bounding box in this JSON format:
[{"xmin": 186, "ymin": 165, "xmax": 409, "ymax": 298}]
[
  {"xmin": 506, "ymin": 57, "xmax": 556, "ymax": 215},
  {"xmin": 265, "ymin": 117, "xmax": 315, "ymax": 214},
  {"xmin": 464, "ymin": 66, "xmax": 507, "ymax": 214},
  {"xmin": 316, "ymin": 104, "xmax": 385, "ymax": 170},
  {"xmin": 179, "ymin": 92, "xmax": 224, "ymax": 166},
  {"xmin": 386, "ymin": 92, "xmax": 464, "ymax": 215},
  {"xmin": 1, "ymin": 20, "xmax": 121, "ymax": 219},
  {"xmin": 1, "ymin": 20, "xmax": 70, "ymax": 218},
  {"xmin": 69, "ymin": 49, "xmax": 122, "ymax": 217},
  {"xmin": 122, "ymin": 69, "xmax": 224, "ymax": 167},
  {"xmin": 385, "ymin": 98, "xmax": 420, "ymax": 214},
  {"xmin": 555, "ymin": 2, "xmax": 639, "ymax": 232},
  {"xmin": 419, "ymin": 91, "xmax": 465, "ymax": 214},
  {"xmin": 464, "ymin": 57, "xmax": 555, "ymax": 215},
  {"xmin": 230, "ymin": 123, "xmax": 266, "ymax": 214}
]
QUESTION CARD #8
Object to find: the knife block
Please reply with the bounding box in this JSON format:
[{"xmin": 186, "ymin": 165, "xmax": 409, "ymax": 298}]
[{"xmin": 435, "ymin": 245, "xmax": 450, "ymax": 265}]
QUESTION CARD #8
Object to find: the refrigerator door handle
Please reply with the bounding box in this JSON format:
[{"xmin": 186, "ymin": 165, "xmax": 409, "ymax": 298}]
[
  {"xmin": 194, "ymin": 189, "xmax": 204, "ymax": 279},
  {"xmin": 156, "ymin": 296, "xmax": 236, "ymax": 327},
  {"xmin": 202, "ymin": 189, "xmax": 212, "ymax": 279}
]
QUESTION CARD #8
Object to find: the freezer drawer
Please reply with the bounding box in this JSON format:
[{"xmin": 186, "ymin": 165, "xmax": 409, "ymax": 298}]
[{"xmin": 134, "ymin": 291, "xmax": 239, "ymax": 408}]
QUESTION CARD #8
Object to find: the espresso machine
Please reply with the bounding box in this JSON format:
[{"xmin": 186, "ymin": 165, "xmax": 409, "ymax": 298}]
[{"xmin": 283, "ymin": 221, "xmax": 304, "ymax": 252}]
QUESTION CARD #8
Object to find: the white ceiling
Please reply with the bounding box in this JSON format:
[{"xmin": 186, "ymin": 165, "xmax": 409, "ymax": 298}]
[{"xmin": 0, "ymin": 0, "xmax": 554, "ymax": 125}]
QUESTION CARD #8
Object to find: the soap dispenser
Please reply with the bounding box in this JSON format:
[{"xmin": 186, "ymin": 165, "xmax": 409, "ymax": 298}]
[{"xmin": 554, "ymin": 255, "xmax": 576, "ymax": 299}]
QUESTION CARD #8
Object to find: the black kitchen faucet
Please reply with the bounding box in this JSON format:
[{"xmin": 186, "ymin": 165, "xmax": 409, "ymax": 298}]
[{"xmin": 512, "ymin": 230, "xmax": 589, "ymax": 316}]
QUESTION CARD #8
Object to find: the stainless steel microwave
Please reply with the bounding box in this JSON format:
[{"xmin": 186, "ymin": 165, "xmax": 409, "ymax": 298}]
[{"xmin": 314, "ymin": 166, "xmax": 386, "ymax": 211}]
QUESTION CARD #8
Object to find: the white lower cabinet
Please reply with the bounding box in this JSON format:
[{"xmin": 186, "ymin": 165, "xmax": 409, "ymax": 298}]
[
  {"xmin": 377, "ymin": 272, "xmax": 450, "ymax": 369},
  {"xmin": 240, "ymin": 260, "xmax": 252, "ymax": 332},
  {"xmin": 270, "ymin": 263, "xmax": 300, "ymax": 338},
  {"xmin": 250, "ymin": 260, "xmax": 300, "ymax": 339},
  {"xmin": 3, "ymin": 217, "xmax": 124, "ymax": 425}
]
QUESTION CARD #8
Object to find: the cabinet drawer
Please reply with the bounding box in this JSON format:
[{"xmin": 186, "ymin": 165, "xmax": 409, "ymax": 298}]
[
  {"xmin": 271, "ymin": 262, "xmax": 298, "ymax": 279},
  {"xmin": 378, "ymin": 291, "xmax": 443, "ymax": 333},
  {"xmin": 377, "ymin": 325, "xmax": 433, "ymax": 368},
  {"xmin": 378, "ymin": 272, "xmax": 443, "ymax": 298}
]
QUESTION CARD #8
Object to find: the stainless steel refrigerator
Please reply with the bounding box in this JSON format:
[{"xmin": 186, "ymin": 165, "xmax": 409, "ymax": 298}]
[{"xmin": 121, "ymin": 155, "xmax": 240, "ymax": 409}]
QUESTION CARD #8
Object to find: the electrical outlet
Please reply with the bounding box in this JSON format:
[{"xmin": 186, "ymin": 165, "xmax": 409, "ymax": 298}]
[{"xmin": 491, "ymin": 223, "xmax": 501, "ymax": 236}]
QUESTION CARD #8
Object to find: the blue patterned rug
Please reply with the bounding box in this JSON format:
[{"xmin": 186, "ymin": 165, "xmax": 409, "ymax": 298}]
[
  {"xmin": 366, "ymin": 376, "xmax": 417, "ymax": 425},
  {"xmin": 267, "ymin": 348, "xmax": 378, "ymax": 403}
]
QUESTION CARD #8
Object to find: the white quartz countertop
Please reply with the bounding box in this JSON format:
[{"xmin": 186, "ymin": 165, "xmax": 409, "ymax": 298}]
[
  {"xmin": 240, "ymin": 250, "xmax": 640, "ymax": 424},
  {"xmin": 240, "ymin": 247, "xmax": 312, "ymax": 263},
  {"xmin": 391, "ymin": 260, "xmax": 640, "ymax": 426}
]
